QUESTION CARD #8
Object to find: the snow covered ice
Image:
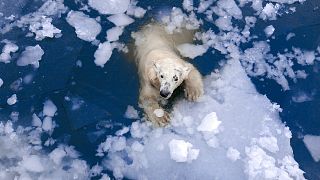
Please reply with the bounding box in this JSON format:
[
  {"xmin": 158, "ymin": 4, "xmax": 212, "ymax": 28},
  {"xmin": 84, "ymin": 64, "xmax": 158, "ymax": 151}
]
[
  {"xmin": 16, "ymin": 45, "xmax": 44, "ymax": 68},
  {"xmin": 100, "ymin": 59, "xmax": 304, "ymax": 179},
  {"xmin": 88, "ymin": 0, "xmax": 130, "ymax": 15}
]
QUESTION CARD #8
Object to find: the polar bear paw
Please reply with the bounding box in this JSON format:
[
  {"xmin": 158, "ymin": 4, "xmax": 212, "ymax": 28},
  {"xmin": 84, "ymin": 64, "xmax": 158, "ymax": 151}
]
[{"xmin": 184, "ymin": 84, "xmax": 204, "ymax": 101}]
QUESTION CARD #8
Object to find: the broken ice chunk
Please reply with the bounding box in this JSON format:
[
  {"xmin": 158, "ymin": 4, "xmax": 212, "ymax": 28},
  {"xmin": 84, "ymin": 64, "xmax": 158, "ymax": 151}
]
[
  {"xmin": 21, "ymin": 155, "xmax": 44, "ymax": 173},
  {"xmin": 303, "ymin": 135, "xmax": 320, "ymax": 162},
  {"xmin": 88, "ymin": 0, "xmax": 130, "ymax": 15},
  {"xmin": 43, "ymin": 100, "xmax": 57, "ymax": 117},
  {"xmin": 153, "ymin": 109, "xmax": 164, "ymax": 118},
  {"xmin": 42, "ymin": 116, "xmax": 53, "ymax": 132},
  {"xmin": 168, "ymin": 139, "xmax": 199, "ymax": 163},
  {"xmin": 7, "ymin": 94, "xmax": 17, "ymax": 105},
  {"xmin": 226, "ymin": 147, "xmax": 241, "ymax": 161},
  {"xmin": 106, "ymin": 27, "xmax": 124, "ymax": 42},
  {"xmin": 49, "ymin": 147, "xmax": 67, "ymax": 165},
  {"xmin": 32, "ymin": 113, "xmax": 42, "ymax": 127},
  {"xmin": 124, "ymin": 105, "xmax": 139, "ymax": 119},
  {"xmin": 0, "ymin": 41, "xmax": 19, "ymax": 63},
  {"xmin": 177, "ymin": 43, "xmax": 208, "ymax": 59},
  {"xmin": 66, "ymin": 11, "xmax": 101, "ymax": 42},
  {"xmin": 94, "ymin": 42, "xmax": 113, "ymax": 67},
  {"xmin": 197, "ymin": 112, "xmax": 221, "ymax": 132},
  {"xmin": 0, "ymin": 78, "xmax": 3, "ymax": 87},
  {"xmin": 16, "ymin": 45, "xmax": 44, "ymax": 68},
  {"xmin": 264, "ymin": 25, "xmax": 275, "ymax": 37},
  {"xmin": 107, "ymin": 14, "xmax": 134, "ymax": 27}
]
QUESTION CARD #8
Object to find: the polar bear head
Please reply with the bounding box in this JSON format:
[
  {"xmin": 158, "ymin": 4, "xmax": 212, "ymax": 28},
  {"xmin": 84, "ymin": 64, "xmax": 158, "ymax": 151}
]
[{"xmin": 149, "ymin": 59, "xmax": 191, "ymax": 99}]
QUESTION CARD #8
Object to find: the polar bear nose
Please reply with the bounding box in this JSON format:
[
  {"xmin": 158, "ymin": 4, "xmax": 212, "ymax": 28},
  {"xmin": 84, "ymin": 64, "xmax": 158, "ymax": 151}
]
[{"xmin": 160, "ymin": 90, "xmax": 170, "ymax": 98}]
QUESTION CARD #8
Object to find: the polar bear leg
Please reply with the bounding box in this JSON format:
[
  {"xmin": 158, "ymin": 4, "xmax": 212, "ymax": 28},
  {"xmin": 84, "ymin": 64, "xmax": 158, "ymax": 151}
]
[
  {"xmin": 139, "ymin": 85, "xmax": 170, "ymax": 126},
  {"xmin": 184, "ymin": 66, "xmax": 204, "ymax": 101}
]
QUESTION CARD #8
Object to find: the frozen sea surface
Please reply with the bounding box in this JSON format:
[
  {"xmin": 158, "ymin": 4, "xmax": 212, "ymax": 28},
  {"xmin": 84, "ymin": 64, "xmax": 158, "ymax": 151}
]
[{"xmin": 0, "ymin": 0, "xmax": 320, "ymax": 179}]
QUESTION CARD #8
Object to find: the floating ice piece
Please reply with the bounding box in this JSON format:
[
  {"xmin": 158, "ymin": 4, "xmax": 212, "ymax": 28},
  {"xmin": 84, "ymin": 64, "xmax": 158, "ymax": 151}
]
[
  {"xmin": 153, "ymin": 109, "xmax": 164, "ymax": 118},
  {"xmin": 292, "ymin": 91, "xmax": 313, "ymax": 103},
  {"xmin": 197, "ymin": 112, "xmax": 221, "ymax": 132},
  {"xmin": 168, "ymin": 139, "xmax": 199, "ymax": 162},
  {"xmin": 106, "ymin": 27, "xmax": 124, "ymax": 42},
  {"xmin": 177, "ymin": 43, "xmax": 208, "ymax": 59},
  {"xmin": 226, "ymin": 147, "xmax": 241, "ymax": 161},
  {"xmin": 286, "ymin": 33, "xmax": 295, "ymax": 40},
  {"xmin": 43, "ymin": 100, "xmax": 57, "ymax": 117},
  {"xmin": 16, "ymin": 45, "xmax": 44, "ymax": 68},
  {"xmin": 258, "ymin": 136, "xmax": 279, "ymax": 153},
  {"xmin": 0, "ymin": 78, "xmax": 3, "ymax": 87},
  {"xmin": 32, "ymin": 113, "xmax": 42, "ymax": 127},
  {"xmin": 42, "ymin": 116, "xmax": 53, "ymax": 132},
  {"xmin": 303, "ymin": 51, "xmax": 315, "ymax": 65},
  {"xmin": 21, "ymin": 155, "xmax": 44, "ymax": 173},
  {"xmin": 29, "ymin": 17, "xmax": 61, "ymax": 40},
  {"xmin": 94, "ymin": 42, "xmax": 113, "ymax": 67},
  {"xmin": 7, "ymin": 94, "xmax": 17, "ymax": 105},
  {"xmin": 49, "ymin": 147, "xmax": 67, "ymax": 165},
  {"xmin": 124, "ymin": 105, "xmax": 139, "ymax": 119},
  {"xmin": 0, "ymin": 41, "xmax": 19, "ymax": 63},
  {"xmin": 126, "ymin": 3, "xmax": 146, "ymax": 18},
  {"xmin": 264, "ymin": 25, "xmax": 275, "ymax": 37},
  {"xmin": 183, "ymin": 0, "xmax": 194, "ymax": 11},
  {"xmin": 107, "ymin": 14, "xmax": 134, "ymax": 27},
  {"xmin": 303, "ymin": 135, "xmax": 320, "ymax": 162},
  {"xmin": 261, "ymin": 3, "xmax": 278, "ymax": 20},
  {"xmin": 88, "ymin": 0, "xmax": 130, "ymax": 15},
  {"xmin": 66, "ymin": 11, "xmax": 101, "ymax": 42}
]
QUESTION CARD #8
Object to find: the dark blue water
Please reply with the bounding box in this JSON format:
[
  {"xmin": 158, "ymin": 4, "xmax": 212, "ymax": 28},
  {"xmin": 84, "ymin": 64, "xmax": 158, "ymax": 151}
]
[{"xmin": 0, "ymin": 0, "xmax": 319, "ymax": 179}]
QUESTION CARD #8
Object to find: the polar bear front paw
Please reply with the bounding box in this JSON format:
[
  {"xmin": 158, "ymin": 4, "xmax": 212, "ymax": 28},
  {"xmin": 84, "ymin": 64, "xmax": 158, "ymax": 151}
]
[{"xmin": 184, "ymin": 84, "xmax": 204, "ymax": 101}]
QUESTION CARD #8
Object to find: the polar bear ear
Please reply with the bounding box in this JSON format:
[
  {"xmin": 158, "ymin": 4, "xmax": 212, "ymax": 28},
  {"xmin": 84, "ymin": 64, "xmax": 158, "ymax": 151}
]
[{"xmin": 148, "ymin": 67, "xmax": 160, "ymax": 88}]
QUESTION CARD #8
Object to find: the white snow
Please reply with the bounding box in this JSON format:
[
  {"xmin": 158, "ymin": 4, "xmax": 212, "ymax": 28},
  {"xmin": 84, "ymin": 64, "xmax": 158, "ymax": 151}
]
[
  {"xmin": 124, "ymin": 105, "xmax": 139, "ymax": 119},
  {"xmin": 21, "ymin": 155, "xmax": 44, "ymax": 173},
  {"xmin": 177, "ymin": 43, "xmax": 208, "ymax": 59},
  {"xmin": 168, "ymin": 139, "xmax": 200, "ymax": 163},
  {"xmin": 16, "ymin": 45, "xmax": 44, "ymax": 68},
  {"xmin": 303, "ymin": 135, "xmax": 320, "ymax": 162},
  {"xmin": 100, "ymin": 59, "xmax": 305, "ymax": 179},
  {"xmin": 197, "ymin": 112, "xmax": 221, "ymax": 132},
  {"xmin": 43, "ymin": 100, "xmax": 57, "ymax": 117},
  {"xmin": 7, "ymin": 94, "xmax": 17, "ymax": 105},
  {"xmin": 226, "ymin": 147, "xmax": 241, "ymax": 161},
  {"xmin": 107, "ymin": 14, "xmax": 134, "ymax": 27},
  {"xmin": 94, "ymin": 42, "xmax": 113, "ymax": 67},
  {"xmin": 88, "ymin": 0, "xmax": 130, "ymax": 15},
  {"xmin": 183, "ymin": 0, "xmax": 194, "ymax": 12},
  {"xmin": 66, "ymin": 10, "xmax": 101, "ymax": 42},
  {"xmin": 106, "ymin": 27, "xmax": 124, "ymax": 42},
  {"xmin": 264, "ymin": 25, "xmax": 275, "ymax": 37},
  {"xmin": 0, "ymin": 41, "xmax": 19, "ymax": 63}
]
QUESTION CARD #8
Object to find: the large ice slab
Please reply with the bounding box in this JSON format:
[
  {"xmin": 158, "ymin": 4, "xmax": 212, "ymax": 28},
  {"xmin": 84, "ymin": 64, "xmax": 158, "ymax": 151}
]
[{"xmin": 98, "ymin": 59, "xmax": 305, "ymax": 179}]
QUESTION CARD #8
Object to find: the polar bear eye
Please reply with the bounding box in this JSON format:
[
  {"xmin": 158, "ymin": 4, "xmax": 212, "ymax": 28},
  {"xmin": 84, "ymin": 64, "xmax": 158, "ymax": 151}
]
[{"xmin": 160, "ymin": 75, "xmax": 164, "ymax": 78}]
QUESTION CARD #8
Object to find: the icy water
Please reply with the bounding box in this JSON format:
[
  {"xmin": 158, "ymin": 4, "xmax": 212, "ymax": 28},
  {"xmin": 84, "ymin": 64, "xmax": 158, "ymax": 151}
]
[{"xmin": 0, "ymin": 0, "xmax": 320, "ymax": 179}]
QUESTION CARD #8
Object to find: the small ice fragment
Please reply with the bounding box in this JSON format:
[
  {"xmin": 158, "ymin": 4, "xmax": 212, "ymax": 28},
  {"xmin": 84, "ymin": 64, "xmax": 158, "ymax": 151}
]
[
  {"xmin": 304, "ymin": 51, "xmax": 315, "ymax": 65},
  {"xmin": 0, "ymin": 42, "xmax": 19, "ymax": 63},
  {"xmin": 303, "ymin": 135, "xmax": 320, "ymax": 162},
  {"xmin": 66, "ymin": 11, "xmax": 101, "ymax": 42},
  {"xmin": 43, "ymin": 100, "xmax": 57, "ymax": 117},
  {"xmin": 21, "ymin": 155, "xmax": 44, "ymax": 172},
  {"xmin": 107, "ymin": 14, "xmax": 134, "ymax": 27},
  {"xmin": 42, "ymin": 116, "xmax": 53, "ymax": 131},
  {"xmin": 183, "ymin": 0, "xmax": 194, "ymax": 11},
  {"xmin": 264, "ymin": 25, "xmax": 275, "ymax": 37},
  {"xmin": 88, "ymin": 0, "xmax": 130, "ymax": 15},
  {"xmin": 16, "ymin": 45, "xmax": 44, "ymax": 68},
  {"xmin": 94, "ymin": 42, "xmax": 113, "ymax": 67},
  {"xmin": 49, "ymin": 147, "xmax": 67, "ymax": 165},
  {"xmin": 0, "ymin": 78, "xmax": 3, "ymax": 87},
  {"xmin": 106, "ymin": 27, "xmax": 124, "ymax": 42},
  {"xmin": 226, "ymin": 147, "xmax": 241, "ymax": 161},
  {"xmin": 131, "ymin": 141, "xmax": 144, "ymax": 152},
  {"xmin": 168, "ymin": 139, "xmax": 199, "ymax": 162},
  {"xmin": 177, "ymin": 43, "xmax": 208, "ymax": 59},
  {"xmin": 32, "ymin": 113, "xmax": 42, "ymax": 127},
  {"xmin": 286, "ymin": 33, "xmax": 295, "ymax": 40},
  {"xmin": 7, "ymin": 94, "xmax": 17, "ymax": 105},
  {"xmin": 124, "ymin": 105, "xmax": 139, "ymax": 119},
  {"xmin": 197, "ymin": 112, "xmax": 221, "ymax": 132},
  {"xmin": 153, "ymin": 109, "xmax": 164, "ymax": 118}
]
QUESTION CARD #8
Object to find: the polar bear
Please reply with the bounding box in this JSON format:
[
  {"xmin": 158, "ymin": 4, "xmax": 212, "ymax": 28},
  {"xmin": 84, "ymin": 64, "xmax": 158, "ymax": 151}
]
[{"xmin": 133, "ymin": 23, "xmax": 203, "ymax": 126}]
